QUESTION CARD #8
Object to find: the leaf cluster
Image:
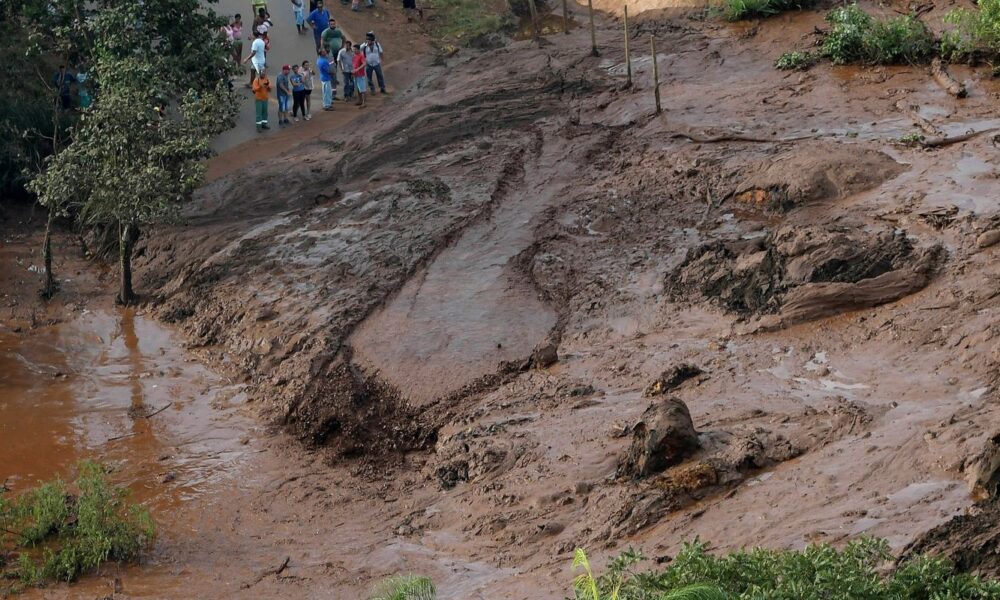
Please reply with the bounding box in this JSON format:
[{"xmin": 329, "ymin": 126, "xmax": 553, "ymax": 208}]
[{"xmin": 821, "ymin": 4, "xmax": 935, "ymax": 65}]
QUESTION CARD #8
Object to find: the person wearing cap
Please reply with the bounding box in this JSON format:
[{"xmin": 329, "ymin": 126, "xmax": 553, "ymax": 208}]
[
  {"xmin": 307, "ymin": 0, "xmax": 331, "ymax": 54},
  {"xmin": 251, "ymin": 68, "xmax": 272, "ymax": 132},
  {"xmin": 360, "ymin": 31, "xmax": 386, "ymax": 95},
  {"xmin": 276, "ymin": 64, "xmax": 293, "ymax": 125},
  {"xmin": 316, "ymin": 49, "xmax": 335, "ymax": 110}
]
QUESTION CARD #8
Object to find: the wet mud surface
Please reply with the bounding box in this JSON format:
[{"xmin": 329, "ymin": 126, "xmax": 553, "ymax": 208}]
[{"xmin": 8, "ymin": 0, "xmax": 1000, "ymax": 597}]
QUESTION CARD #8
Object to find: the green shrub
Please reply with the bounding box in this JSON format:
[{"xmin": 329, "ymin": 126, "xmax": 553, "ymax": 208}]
[
  {"xmin": 573, "ymin": 538, "xmax": 1000, "ymax": 599},
  {"xmin": 724, "ymin": 0, "xmax": 813, "ymax": 21},
  {"xmin": 775, "ymin": 50, "xmax": 818, "ymax": 70},
  {"xmin": 822, "ymin": 4, "xmax": 934, "ymax": 65},
  {"xmin": 0, "ymin": 461, "xmax": 155, "ymax": 592},
  {"xmin": 370, "ymin": 574, "xmax": 437, "ymax": 600},
  {"xmin": 941, "ymin": 0, "xmax": 1000, "ymax": 62},
  {"xmin": 424, "ymin": 0, "xmax": 512, "ymax": 44}
]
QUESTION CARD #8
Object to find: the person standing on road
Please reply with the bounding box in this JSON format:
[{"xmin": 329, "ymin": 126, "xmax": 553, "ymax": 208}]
[
  {"xmin": 252, "ymin": 0, "xmax": 269, "ymax": 17},
  {"xmin": 276, "ymin": 65, "xmax": 292, "ymax": 125},
  {"xmin": 307, "ymin": 1, "xmax": 331, "ymax": 54},
  {"xmin": 352, "ymin": 46, "xmax": 367, "ymax": 107},
  {"xmin": 337, "ymin": 41, "xmax": 355, "ymax": 100},
  {"xmin": 316, "ymin": 49, "xmax": 335, "ymax": 110},
  {"xmin": 290, "ymin": 0, "xmax": 306, "ymax": 33},
  {"xmin": 52, "ymin": 66, "xmax": 76, "ymax": 111},
  {"xmin": 360, "ymin": 32, "xmax": 386, "ymax": 95},
  {"xmin": 301, "ymin": 59, "xmax": 315, "ymax": 118},
  {"xmin": 321, "ymin": 18, "xmax": 343, "ymax": 57},
  {"xmin": 291, "ymin": 64, "xmax": 308, "ymax": 121},
  {"xmin": 252, "ymin": 68, "xmax": 272, "ymax": 131},
  {"xmin": 243, "ymin": 29, "xmax": 267, "ymax": 86},
  {"xmin": 232, "ymin": 14, "xmax": 245, "ymax": 65}
]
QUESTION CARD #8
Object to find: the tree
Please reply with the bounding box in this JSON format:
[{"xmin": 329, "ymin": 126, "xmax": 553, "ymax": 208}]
[{"xmin": 29, "ymin": 0, "xmax": 238, "ymax": 305}]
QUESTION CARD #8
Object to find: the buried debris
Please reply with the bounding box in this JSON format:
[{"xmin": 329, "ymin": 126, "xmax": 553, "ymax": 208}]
[
  {"xmin": 667, "ymin": 225, "xmax": 943, "ymax": 330},
  {"xmin": 618, "ymin": 397, "xmax": 700, "ymax": 478},
  {"xmin": 644, "ymin": 364, "xmax": 703, "ymax": 397},
  {"xmin": 965, "ymin": 432, "xmax": 1000, "ymax": 497},
  {"xmin": 930, "ymin": 58, "xmax": 968, "ymax": 98}
]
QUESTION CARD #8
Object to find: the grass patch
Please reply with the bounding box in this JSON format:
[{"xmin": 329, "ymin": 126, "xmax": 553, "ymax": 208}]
[
  {"xmin": 370, "ymin": 574, "xmax": 436, "ymax": 600},
  {"xmin": 0, "ymin": 461, "xmax": 155, "ymax": 594},
  {"xmin": 822, "ymin": 4, "xmax": 935, "ymax": 65},
  {"xmin": 572, "ymin": 538, "xmax": 1000, "ymax": 599},
  {"xmin": 775, "ymin": 50, "xmax": 818, "ymax": 70},
  {"xmin": 723, "ymin": 0, "xmax": 814, "ymax": 22},
  {"xmin": 424, "ymin": 0, "xmax": 513, "ymax": 45},
  {"xmin": 941, "ymin": 0, "xmax": 1000, "ymax": 62}
]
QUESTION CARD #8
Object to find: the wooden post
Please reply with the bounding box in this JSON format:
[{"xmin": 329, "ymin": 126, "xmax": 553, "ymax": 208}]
[
  {"xmin": 527, "ymin": 0, "xmax": 540, "ymax": 39},
  {"xmin": 651, "ymin": 35, "xmax": 661, "ymax": 114},
  {"xmin": 563, "ymin": 0, "xmax": 570, "ymax": 33},
  {"xmin": 624, "ymin": 5, "xmax": 631, "ymax": 87},
  {"xmin": 588, "ymin": 0, "xmax": 598, "ymax": 56}
]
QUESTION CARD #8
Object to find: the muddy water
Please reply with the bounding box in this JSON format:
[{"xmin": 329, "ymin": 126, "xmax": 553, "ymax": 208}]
[{"xmin": 0, "ymin": 308, "xmax": 251, "ymax": 532}]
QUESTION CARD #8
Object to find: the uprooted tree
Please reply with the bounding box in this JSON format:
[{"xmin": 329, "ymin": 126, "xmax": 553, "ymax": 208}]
[{"xmin": 26, "ymin": 0, "xmax": 238, "ymax": 305}]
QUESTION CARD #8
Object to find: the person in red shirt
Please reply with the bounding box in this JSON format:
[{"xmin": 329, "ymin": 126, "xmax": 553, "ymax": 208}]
[{"xmin": 351, "ymin": 50, "xmax": 367, "ymax": 107}]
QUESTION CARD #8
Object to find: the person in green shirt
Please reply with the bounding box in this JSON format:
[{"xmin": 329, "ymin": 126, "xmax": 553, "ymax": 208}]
[{"xmin": 321, "ymin": 19, "xmax": 343, "ymax": 57}]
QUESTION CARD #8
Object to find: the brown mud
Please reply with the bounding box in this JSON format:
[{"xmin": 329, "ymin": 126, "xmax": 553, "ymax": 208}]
[{"xmin": 7, "ymin": 0, "xmax": 1000, "ymax": 597}]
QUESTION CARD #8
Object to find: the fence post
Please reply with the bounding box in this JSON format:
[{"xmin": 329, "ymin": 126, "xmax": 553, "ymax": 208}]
[
  {"xmin": 563, "ymin": 0, "xmax": 570, "ymax": 33},
  {"xmin": 527, "ymin": 0, "xmax": 540, "ymax": 39},
  {"xmin": 651, "ymin": 35, "xmax": 661, "ymax": 114},
  {"xmin": 588, "ymin": 0, "xmax": 598, "ymax": 56},
  {"xmin": 624, "ymin": 5, "xmax": 631, "ymax": 87}
]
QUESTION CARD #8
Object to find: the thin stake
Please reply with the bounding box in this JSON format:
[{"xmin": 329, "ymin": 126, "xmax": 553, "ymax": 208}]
[
  {"xmin": 624, "ymin": 5, "xmax": 631, "ymax": 87},
  {"xmin": 651, "ymin": 34, "xmax": 661, "ymax": 114},
  {"xmin": 563, "ymin": 0, "xmax": 570, "ymax": 33},
  {"xmin": 588, "ymin": 0, "xmax": 598, "ymax": 56},
  {"xmin": 527, "ymin": 0, "xmax": 540, "ymax": 39}
]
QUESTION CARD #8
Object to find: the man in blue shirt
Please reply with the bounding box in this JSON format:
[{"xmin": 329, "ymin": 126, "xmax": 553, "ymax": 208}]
[
  {"xmin": 316, "ymin": 49, "xmax": 335, "ymax": 110},
  {"xmin": 306, "ymin": 1, "xmax": 331, "ymax": 55}
]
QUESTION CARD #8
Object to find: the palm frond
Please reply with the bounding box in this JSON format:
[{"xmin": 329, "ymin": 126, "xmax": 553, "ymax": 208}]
[{"xmin": 663, "ymin": 584, "xmax": 728, "ymax": 600}]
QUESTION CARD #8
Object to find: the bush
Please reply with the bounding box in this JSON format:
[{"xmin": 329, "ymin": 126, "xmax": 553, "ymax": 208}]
[
  {"xmin": 573, "ymin": 538, "xmax": 1000, "ymax": 600},
  {"xmin": 822, "ymin": 4, "xmax": 935, "ymax": 65},
  {"xmin": 0, "ymin": 461, "xmax": 155, "ymax": 592},
  {"xmin": 941, "ymin": 0, "xmax": 1000, "ymax": 62},
  {"xmin": 775, "ymin": 50, "xmax": 818, "ymax": 70},
  {"xmin": 724, "ymin": 0, "xmax": 813, "ymax": 21},
  {"xmin": 370, "ymin": 575, "xmax": 437, "ymax": 600},
  {"xmin": 424, "ymin": 0, "xmax": 512, "ymax": 44}
]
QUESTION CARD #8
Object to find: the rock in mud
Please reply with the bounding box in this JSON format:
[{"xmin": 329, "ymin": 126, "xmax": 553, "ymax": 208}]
[
  {"xmin": 644, "ymin": 364, "xmax": 703, "ymax": 397},
  {"xmin": 667, "ymin": 225, "xmax": 942, "ymax": 329},
  {"xmin": 735, "ymin": 143, "xmax": 904, "ymax": 213},
  {"xmin": 618, "ymin": 397, "xmax": 700, "ymax": 478},
  {"xmin": 533, "ymin": 343, "xmax": 558, "ymax": 368},
  {"xmin": 965, "ymin": 432, "xmax": 1000, "ymax": 496},
  {"xmin": 977, "ymin": 230, "xmax": 1000, "ymax": 249}
]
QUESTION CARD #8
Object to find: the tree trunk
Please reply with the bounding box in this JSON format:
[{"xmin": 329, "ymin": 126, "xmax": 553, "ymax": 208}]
[
  {"xmin": 41, "ymin": 209, "xmax": 56, "ymax": 299},
  {"xmin": 117, "ymin": 221, "xmax": 139, "ymax": 306}
]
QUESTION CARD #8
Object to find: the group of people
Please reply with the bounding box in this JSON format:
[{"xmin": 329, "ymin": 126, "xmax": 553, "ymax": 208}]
[{"xmin": 234, "ymin": 0, "xmax": 390, "ymax": 132}]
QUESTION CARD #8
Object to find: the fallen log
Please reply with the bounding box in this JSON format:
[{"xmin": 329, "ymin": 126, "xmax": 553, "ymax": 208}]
[
  {"xmin": 920, "ymin": 127, "xmax": 999, "ymax": 148},
  {"xmin": 930, "ymin": 58, "xmax": 968, "ymax": 98}
]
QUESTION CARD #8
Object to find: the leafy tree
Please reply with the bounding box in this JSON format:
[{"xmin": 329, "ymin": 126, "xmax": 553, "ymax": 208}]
[{"xmin": 28, "ymin": 0, "xmax": 238, "ymax": 305}]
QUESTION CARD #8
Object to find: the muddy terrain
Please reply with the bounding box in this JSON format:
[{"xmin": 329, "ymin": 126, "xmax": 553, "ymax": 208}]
[{"xmin": 7, "ymin": 0, "xmax": 1000, "ymax": 598}]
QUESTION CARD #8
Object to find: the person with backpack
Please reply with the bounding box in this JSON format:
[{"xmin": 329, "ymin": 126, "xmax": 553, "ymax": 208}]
[{"xmin": 360, "ymin": 31, "xmax": 386, "ymax": 95}]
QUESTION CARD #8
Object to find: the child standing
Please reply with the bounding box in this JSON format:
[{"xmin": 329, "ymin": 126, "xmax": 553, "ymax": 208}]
[
  {"xmin": 351, "ymin": 48, "xmax": 367, "ymax": 107},
  {"xmin": 252, "ymin": 69, "xmax": 272, "ymax": 131},
  {"xmin": 276, "ymin": 65, "xmax": 292, "ymax": 125}
]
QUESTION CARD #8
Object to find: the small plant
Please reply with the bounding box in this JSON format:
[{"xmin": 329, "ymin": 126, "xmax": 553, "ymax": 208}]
[
  {"xmin": 370, "ymin": 574, "xmax": 437, "ymax": 600},
  {"xmin": 775, "ymin": 50, "xmax": 818, "ymax": 70},
  {"xmin": 897, "ymin": 132, "xmax": 926, "ymax": 146},
  {"xmin": 822, "ymin": 4, "xmax": 934, "ymax": 65},
  {"xmin": 0, "ymin": 461, "xmax": 155, "ymax": 592},
  {"xmin": 724, "ymin": 0, "xmax": 813, "ymax": 21}
]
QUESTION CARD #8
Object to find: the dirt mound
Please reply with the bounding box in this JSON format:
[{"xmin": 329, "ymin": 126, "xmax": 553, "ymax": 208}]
[
  {"xmin": 667, "ymin": 225, "xmax": 943, "ymax": 328},
  {"xmin": 901, "ymin": 498, "xmax": 1000, "ymax": 576},
  {"xmin": 735, "ymin": 144, "xmax": 904, "ymax": 213}
]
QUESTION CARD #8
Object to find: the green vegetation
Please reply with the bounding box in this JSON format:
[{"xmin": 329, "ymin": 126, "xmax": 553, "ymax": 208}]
[
  {"xmin": 723, "ymin": 0, "xmax": 813, "ymax": 22},
  {"xmin": 775, "ymin": 50, "xmax": 818, "ymax": 70},
  {"xmin": 571, "ymin": 538, "xmax": 1000, "ymax": 600},
  {"xmin": 424, "ymin": 0, "xmax": 512, "ymax": 45},
  {"xmin": 940, "ymin": 0, "xmax": 1000, "ymax": 62},
  {"xmin": 897, "ymin": 132, "xmax": 926, "ymax": 146},
  {"xmin": 370, "ymin": 574, "xmax": 436, "ymax": 600},
  {"xmin": 0, "ymin": 462, "xmax": 154, "ymax": 593},
  {"xmin": 821, "ymin": 4, "xmax": 935, "ymax": 65}
]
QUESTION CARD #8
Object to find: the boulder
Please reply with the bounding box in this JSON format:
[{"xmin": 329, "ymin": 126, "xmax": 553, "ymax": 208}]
[
  {"xmin": 977, "ymin": 230, "xmax": 1000, "ymax": 249},
  {"xmin": 619, "ymin": 397, "xmax": 700, "ymax": 478}
]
